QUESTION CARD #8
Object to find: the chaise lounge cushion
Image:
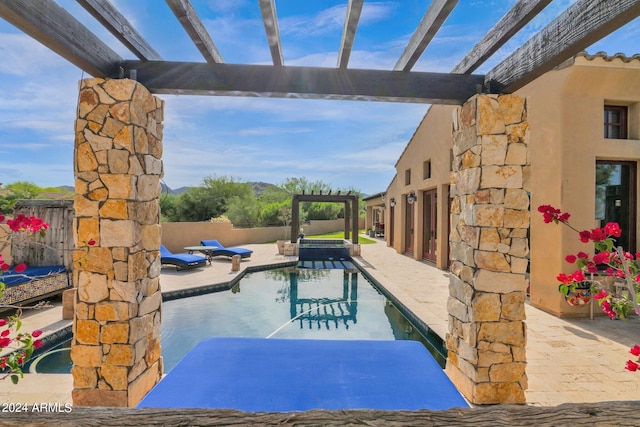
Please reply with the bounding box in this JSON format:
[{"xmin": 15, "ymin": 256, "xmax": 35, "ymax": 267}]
[
  {"xmin": 160, "ymin": 244, "xmax": 207, "ymax": 270},
  {"xmin": 200, "ymin": 240, "xmax": 253, "ymax": 259}
]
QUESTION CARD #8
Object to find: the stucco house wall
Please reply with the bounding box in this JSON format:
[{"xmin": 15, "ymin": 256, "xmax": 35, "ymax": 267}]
[
  {"xmin": 372, "ymin": 52, "xmax": 640, "ymax": 317},
  {"xmin": 385, "ymin": 104, "xmax": 457, "ymax": 270},
  {"xmin": 520, "ymin": 53, "xmax": 640, "ymax": 316}
]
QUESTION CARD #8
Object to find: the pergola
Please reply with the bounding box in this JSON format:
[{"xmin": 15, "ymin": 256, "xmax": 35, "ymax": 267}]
[
  {"xmin": 0, "ymin": 1, "xmax": 637, "ymax": 103},
  {"xmin": 291, "ymin": 192, "xmax": 359, "ymax": 244},
  {"xmin": 2, "ymin": 0, "xmax": 640, "ymax": 413}
]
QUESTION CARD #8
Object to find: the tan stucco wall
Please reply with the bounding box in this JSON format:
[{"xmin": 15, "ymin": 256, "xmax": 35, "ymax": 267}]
[
  {"xmin": 385, "ymin": 105, "xmax": 456, "ymax": 269},
  {"xmin": 160, "ymin": 218, "xmax": 363, "ymax": 254},
  {"xmin": 520, "ymin": 55, "xmax": 640, "ymax": 316},
  {"xmin": 370, "ymin": 54, "xmax": 640, "ymax": 316}
]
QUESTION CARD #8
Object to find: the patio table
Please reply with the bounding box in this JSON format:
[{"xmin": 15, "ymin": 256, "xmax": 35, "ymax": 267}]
[{"xmin": 184, "ymin": 245, "xmax": 218, "ymax": 264}]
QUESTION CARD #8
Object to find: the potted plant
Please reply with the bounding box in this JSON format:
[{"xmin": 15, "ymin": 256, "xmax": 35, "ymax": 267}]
[{"xmin": 538, "ymin": 204, "xmax": 639, "ymax": 317}]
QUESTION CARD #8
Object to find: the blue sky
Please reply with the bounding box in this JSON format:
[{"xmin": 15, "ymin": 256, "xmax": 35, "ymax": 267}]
[{"xmin": 0, "ymin": 1, "xmax": 638, "ymax": 194}]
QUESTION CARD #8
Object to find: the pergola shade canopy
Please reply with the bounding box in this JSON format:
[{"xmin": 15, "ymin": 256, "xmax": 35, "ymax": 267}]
[{"xmin": 0, "ymin": 0, "xmax": 638, "ymax": 104}]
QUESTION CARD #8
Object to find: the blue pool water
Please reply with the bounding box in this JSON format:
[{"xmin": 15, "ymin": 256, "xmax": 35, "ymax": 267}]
[{"xmin": 26, "ymin": 265, "xmax": 444, "ymax": 373}]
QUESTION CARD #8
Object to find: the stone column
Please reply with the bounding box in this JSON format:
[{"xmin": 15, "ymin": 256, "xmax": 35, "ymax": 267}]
[
  {"xmin": 71, "ymin": 78, "xmax": 164, "ymax": 407},
  {"xmin": 446, "ymin": 94, "xmax": 529, "ymax": 404}
]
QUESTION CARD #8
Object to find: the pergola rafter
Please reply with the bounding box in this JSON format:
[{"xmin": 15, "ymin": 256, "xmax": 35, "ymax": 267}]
[{"xmin": 0, "ymin": 0, "xmax": 636, "ymax": 103}]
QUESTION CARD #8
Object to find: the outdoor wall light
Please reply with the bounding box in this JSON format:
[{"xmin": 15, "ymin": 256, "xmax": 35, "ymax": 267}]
[
  {"xmin": 381, "ymin": 193, "xmax": 387, "ymax": 202},
  {"xmin": 389, "ymin": 197, "xmax": 396, "ymax": 207},
  {"xmin": 407, "ymin": 191, "xmax": 417, "ymax": 204}
]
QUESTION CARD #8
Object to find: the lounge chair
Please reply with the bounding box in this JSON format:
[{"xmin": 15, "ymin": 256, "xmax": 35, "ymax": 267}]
[
  {"xmin": 160, "ymin": 244, "xmax": 207, "ymax": 271},
  {"xmin": 200, "ymin": 240, "xmax": 253, "ymax": 259}
]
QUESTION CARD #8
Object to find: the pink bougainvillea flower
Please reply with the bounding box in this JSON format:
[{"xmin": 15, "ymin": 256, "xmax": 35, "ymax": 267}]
[
  {"xmin": 565, "ymin": 255, "xmax": 577, "ymax": 263},
  {"xmin": 0, "ymin": 263, "xmax": 9, "ymax": 271},
  {"xmin": 558, "ymin": 212, "xmax": 570, "ymax": 223},
  {"xmin": 0, "ymin": 329, "xmax": 9, "ymax": 337},
  {"xmin": 88, "ymin": 239, "xmax": 96, "ymax": 246},
  {"xmin": 31, "ymin": 330, "xmax": 42, "ymax": 338},
  {"xmin": 589, "ymin": 228, "xmax": 607, "ymax": 242},
  {"xmin": 556, "ymin": 273, "xmax": 572, "ymax": 284},
  {"xmin": 13, "ymin": 263, "xmax": 27, "ymax": 273},
  {"xmin": 571, "ymin": 270, "xmax": 586, "ymax": 282},
  {"xmin": 0, "ymin": 337, "xmax": 11, "ymax": 348},
  {"xmin": 0, "ymin": 319, "xmax": 6, "ymax": 327},
  {"xmin": 604, "ymin": 222, "xmax": 622, "ymax": 238},
  {"xmin": 586, "ymin": 262, "xmax": 598, "ymax": 273},
  {"xmin": 577, "ymin": 252, "xmax": 589, "ymax": 260},
  {"xmin": 626, "ymin": 360, "xmax": 640, "ymax": 371},
  {"xmin": 593, "ymin": 252, "xmax": 610, "ymax": 264},
  {"xmin": 630, "ymin": 345, "xmax": 640, "ymax": 357},
  {"xmin": 33, "ymin": 340, "xmax": 42, "ymax": 349},
  {"xmin": 579, "ymin": 230, "xmax": 591, "ymax": 243},
  {"xmin": 594, "ymin": 289, "xmax": 608, "ymax": 300}
]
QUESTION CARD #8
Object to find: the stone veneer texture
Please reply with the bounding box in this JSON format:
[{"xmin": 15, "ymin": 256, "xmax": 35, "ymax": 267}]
[
  {"xmin": 71, "ymin": 78, "xmax": 164, "ymax": 407},
  {"xmin": 445, "ymin": 94, "xmax": 529, "ymax": 405}
]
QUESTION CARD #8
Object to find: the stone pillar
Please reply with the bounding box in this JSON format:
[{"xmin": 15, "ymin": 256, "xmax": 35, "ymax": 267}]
[
  {"xmin": 71, "ymin": 78, "xmax": 164, "ymax": 407},
  {"xmin": 446, "ymin": 94, "xmax": 529, "ymax": 405}
]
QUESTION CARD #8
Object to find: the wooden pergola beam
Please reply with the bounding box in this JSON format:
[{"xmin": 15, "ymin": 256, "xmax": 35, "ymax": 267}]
[
  {"xmin": 77, "ymin": 0, "xmax": 162, "ymax": 61},
  {"xmin": 259, "ymin": 0, "xmax": 283, "ymax": 66},
  {"xmin": 121, "ymin": 61, "xmax": 485, "ymax": 104},
  {"xmin": 337, "ymin": 0, "xmax": 364, "ymax": 69},
  {"xmin": 451, "ymin": 0, "xmax": 552, "ymax": 74},
  {"xmin": 485, "ymin": 0, "xmax": 640, "ymax": 92},
  {"xmin": 165, "ymin": 0, "xmax": 223, "ymax": 64},
  {"xmin": 394, "ymin": 0, "xmax": 458, "ymax": 72},
  {"xmin": 0, "ymin": 0, "xmax": 122, "ymax": 77}
]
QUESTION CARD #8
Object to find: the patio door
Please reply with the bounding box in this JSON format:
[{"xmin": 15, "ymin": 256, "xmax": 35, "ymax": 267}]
[
  {"xmin": 422, "ymin": 189, "xmax": 437, "ymax": 262},
  {"xmin": 596, "ymin": 161, "xmax": 636, "ymax": 253},
  {"xmin": 405, "ymin": 197, "xmax": 415, "ymax": 254},
  {"xmin": 389, "ymin": 205, "xmax": 395, "ymax": 246}
]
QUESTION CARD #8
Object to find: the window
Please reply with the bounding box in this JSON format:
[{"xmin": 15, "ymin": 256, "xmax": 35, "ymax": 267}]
[
  {"xmin": 423, "ymin": 160, "xmax": 431, "ymax": 179},
  {"xmin": 604, "ymin": 105, "xmax": 628, "ymax": 139},
  {"xmin": 405, "ymin": 169, "xmax": 411, "ymax": 185}
]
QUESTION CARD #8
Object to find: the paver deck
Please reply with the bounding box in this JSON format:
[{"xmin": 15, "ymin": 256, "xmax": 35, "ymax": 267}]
[{"xmin": 2, "ymin": 237, "xmax": 640, "ymax": 407}]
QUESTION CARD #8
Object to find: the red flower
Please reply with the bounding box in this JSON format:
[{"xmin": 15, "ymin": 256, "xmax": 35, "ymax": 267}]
[
  {"xmin": 88, "ymin": 239, "xmax": 96, "ymax": 246},
  {"xmin": 0, "ymin": 329, "xmax": 9, "ymax": 337},
  {"xmin": 558, "ymin": 213, "xmax": 570, "ymax": 223},
  {"xmin": 33, "ymin": 339, "xmax": 42, "ymax": 349},
  {"xmin": 630, "ymin": 345, "xmax": 640, "ymax": 357},
  {"xmin": 0, "ymin": 263, "xmax": 9, "ymax": 271},
  {"xmin": 571, "ymin": 270, "xmax": 586, "ymax": 282},
  {"xmin": 593, "ymin": 252, "xmax": 609, "ymax": 264},
  {"xmin": 13, "ymin": 263, "xmax": 27, "ymax": 273},
  {"xmin": 589, "ymin": 228, "xmax": 607, "ymax": 242},
  {"xmin": 604, "ymin": 222, "xmax": 622, "ymax": 237},
  {"xmin": 579, "ymin": 230, "xmax": 591, "ymax": 243},
  {"xmin": 0, "ymin": 213, "xmax": 4, "ymax": 223},
  {"xmin": 594, "ymin": 289, "xmax": 609, "ymax": 300},
  {"xmin": 0, "ymin": 337, "xmax": 10, "ymax": 348},
  {"xmin": 577, "ymin": 252, "xmax": 589, "ymax": 259},
  {"xmin": 586, "ymin": 262, "xmax": 598, "ymax": 273},
  {"xmin": 565, "ymin": 255, "xmax": 577, "ymax": 263},
  {"xmin": 626, "ymin": 360, "xmax": 639, "ymax": 371},
  {"xmin": 0, "ymin": 319, "xmax": 6, "ymax": 327},
  {"xmin": 31, "ymin": 330, "xmax": 42, "ymax": 338}
]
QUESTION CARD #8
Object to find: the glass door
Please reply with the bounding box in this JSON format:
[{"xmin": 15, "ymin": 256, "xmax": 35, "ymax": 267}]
[
  {"xmin": 405, "ymin": 197, "xmax": 414, "ymax": 254},
  {"xmin": 595, "ymin": 161, "xmax": 636, "ymax": 253},
  {"xmin": 423, "ymin": 189, "xmax": 437, "ymax": 262}
]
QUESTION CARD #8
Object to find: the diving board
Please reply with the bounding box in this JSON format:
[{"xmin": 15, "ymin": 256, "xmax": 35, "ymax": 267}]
[{"xmin": 137, "ymin": 337, "xmax": 468, "ymax": 412}]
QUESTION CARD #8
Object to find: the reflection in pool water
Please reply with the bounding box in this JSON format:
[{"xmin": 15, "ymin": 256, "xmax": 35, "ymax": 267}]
[{"xmin": 27, "ymin": 266, "xmax": 444, "ymax": 373}]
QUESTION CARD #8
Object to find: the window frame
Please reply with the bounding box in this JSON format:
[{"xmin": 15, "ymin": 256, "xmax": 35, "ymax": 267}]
[{"xmin": 604, "ymin": 105, "xmax": 628, "ymax": 139}]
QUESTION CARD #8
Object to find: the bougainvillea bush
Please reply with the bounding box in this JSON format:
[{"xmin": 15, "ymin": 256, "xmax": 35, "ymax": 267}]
[
  {"xmin": 0, "ymin": 212, "xmax": 49, "ymax": 383},
  {"xmin": 538, "ymin": 204, "xmax": 640, "ymax": 371}
]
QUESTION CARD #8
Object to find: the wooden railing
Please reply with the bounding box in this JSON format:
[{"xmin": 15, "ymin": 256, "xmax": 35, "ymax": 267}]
[{"xmin": 1, "ymin": 401, "xmax": 639, "ymax": 426}]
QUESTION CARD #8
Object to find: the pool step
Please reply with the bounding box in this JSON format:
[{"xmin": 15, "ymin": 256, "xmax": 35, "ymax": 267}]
[{"xmin": 298, "ymin": 260, "xmax": 356, "ymax": 270}]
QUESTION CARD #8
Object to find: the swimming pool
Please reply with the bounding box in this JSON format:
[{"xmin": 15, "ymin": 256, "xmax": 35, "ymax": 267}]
[{"xmin": 26, "ymin": 264, "xmax": 445, "ymax": 373}]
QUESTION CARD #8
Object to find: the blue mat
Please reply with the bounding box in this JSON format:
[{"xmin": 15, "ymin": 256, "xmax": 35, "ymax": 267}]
[{"xmin": 138, "ymin": 337, "xmax": 468, "ymax": 411}]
